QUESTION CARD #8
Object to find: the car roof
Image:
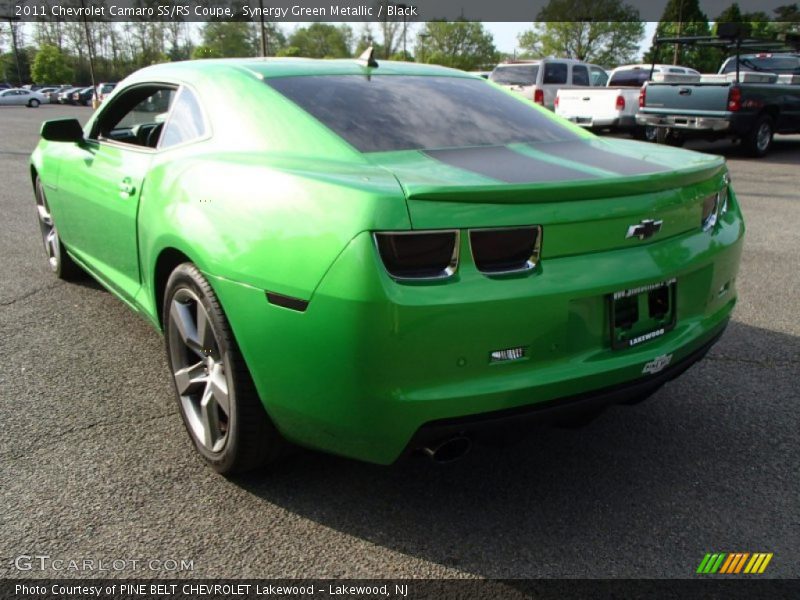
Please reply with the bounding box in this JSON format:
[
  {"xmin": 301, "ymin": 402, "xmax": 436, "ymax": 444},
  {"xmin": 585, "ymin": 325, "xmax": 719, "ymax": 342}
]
[{"xmin": 128, "ymin": 57, "xmax": 472, "ymax": 83}]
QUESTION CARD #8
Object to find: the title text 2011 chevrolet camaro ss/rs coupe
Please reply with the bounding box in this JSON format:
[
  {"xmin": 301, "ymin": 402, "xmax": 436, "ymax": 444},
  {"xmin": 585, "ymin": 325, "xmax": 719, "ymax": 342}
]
[{"xmin": 30, "ymin": 57, "xmax": 744, "ymax": 473}]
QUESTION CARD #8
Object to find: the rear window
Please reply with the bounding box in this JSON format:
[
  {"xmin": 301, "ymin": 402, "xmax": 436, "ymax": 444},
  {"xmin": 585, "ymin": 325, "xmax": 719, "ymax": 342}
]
[
  {"xmin": 609, "ymin": 69, "xmax": 650, "ymax": 87},
  {"xmin": 490, "ymin": 65, "xmax": 539, "ymax": 86},
  {"xmin": 722, "ymin": 55, "xmax": 800, "ymax": 74},
  {"xmin": 267, "ymin": 75, "xmax": 578, "ymax": 153}
]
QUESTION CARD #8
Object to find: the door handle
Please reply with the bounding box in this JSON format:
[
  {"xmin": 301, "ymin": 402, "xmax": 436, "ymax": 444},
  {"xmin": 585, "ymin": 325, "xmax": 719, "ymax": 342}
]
[{"xmin": 118, "ymin": 178, "xmax": 135, "ymax": 197}]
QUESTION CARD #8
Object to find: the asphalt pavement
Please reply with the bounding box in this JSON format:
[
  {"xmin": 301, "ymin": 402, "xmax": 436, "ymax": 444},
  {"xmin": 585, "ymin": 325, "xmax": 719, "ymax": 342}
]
[{"xmin": 1, "ymin": 105, "xmax": 798, "ymax": 579}]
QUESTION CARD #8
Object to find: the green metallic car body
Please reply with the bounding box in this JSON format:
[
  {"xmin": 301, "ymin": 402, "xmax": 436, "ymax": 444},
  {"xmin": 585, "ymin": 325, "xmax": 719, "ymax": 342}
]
[{"xmin": 31, "ymin": 58, "xmax": 744, "ymax": 467}]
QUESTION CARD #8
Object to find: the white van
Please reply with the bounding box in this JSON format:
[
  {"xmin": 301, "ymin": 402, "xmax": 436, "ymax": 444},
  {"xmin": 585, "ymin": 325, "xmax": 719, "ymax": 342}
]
[{"xmin": 489, "ymin": 59, "xmax": 609, "ymax": 110}]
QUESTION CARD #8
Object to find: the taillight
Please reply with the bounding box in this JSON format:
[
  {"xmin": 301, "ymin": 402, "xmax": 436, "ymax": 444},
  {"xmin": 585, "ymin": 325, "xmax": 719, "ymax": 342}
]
[
  {"xmin": 616, "ymin": 94, "xmax": 626, "ymax": 111},
  {"xmin": 374, "ymin": 231, "xmax": 459, "ymax": 280},
  {"xmin": 554, "ymin": 95, "xmax": 560, "ymax": 109},
  {"xmin": 727, "ymin": 86, "xmax": 741, "ymax": 111},
  {"xmin": 469, "ymin": 226, "xmax": 541, "ymax": 275},
  {"xmin": 534, "ymin": 88, "xmax": 544, "ymax": 105},
  {"xmin": 638, "ymin": 85, "xmax": 646, "ymax": 108}
]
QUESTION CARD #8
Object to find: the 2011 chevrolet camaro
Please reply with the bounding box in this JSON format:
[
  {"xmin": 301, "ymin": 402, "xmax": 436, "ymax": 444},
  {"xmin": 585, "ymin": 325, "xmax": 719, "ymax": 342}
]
[{"xmin": 30, "ymin": 57, "xmax": 744, "ymax": 473}]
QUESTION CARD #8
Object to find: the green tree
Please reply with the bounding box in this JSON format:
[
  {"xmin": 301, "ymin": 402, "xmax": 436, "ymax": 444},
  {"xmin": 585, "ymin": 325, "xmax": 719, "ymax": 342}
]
[
  {"xmin": 192, "ymin": 45, "xmax": 223, "ymax": 60},
  {"xmin": 714, "ymin": 4, "xmax": 772, "ymax": 39},
  {"xmin": 771, "ymin": 3, "xmax": 800, "ymax": 36},
  {"xmin": 517, "ymin": 0, "xmax": 644, "ymax": 67},
  {"xmin": 31, "ymin": 44, "xmax": 74, "ymax": 84},
  {"xmin": 287, "ymin": 24, "xmax": 352, "ymax": 58},
  {"xmin": 415, "ymin": 20, "xmax": 498, "ymax": 70},
  {"xmin": 199, "ymin": 22, "xmax": 257, "ymax": 58},
  {"xmin": 644, "ymin": 0, "xmax": 718, "ymax": 72}
]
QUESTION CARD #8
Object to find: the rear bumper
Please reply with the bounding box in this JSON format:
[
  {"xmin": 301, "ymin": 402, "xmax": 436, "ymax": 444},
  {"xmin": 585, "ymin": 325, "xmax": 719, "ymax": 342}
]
[
  {"xmin": 406, "ymin": 319, "xmax": 727, "ymax": 453},
  {"xmin": 562, "ymin": 115, "xmax": 636, "ymax": 130},
  {"xmin": 637, "ymin": 113, "xmax": 731, "ymax": 132},
  {"xmin": 210, "ymin": 197, "xmax": 745, "ymax": 465}
]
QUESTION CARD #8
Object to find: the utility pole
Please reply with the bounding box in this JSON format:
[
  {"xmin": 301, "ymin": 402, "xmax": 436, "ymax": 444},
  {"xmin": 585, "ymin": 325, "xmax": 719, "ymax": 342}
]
[
  {"xmin": 79, "ymin": 0, "xmax": 97, "ymax": 106},
  {"xmin": 673, "ymin": 0, "xmax": 684, "ymax": 65},
  {"xmin": 258, "ymin": 0, "xmax": 267, "ymax": 57}
]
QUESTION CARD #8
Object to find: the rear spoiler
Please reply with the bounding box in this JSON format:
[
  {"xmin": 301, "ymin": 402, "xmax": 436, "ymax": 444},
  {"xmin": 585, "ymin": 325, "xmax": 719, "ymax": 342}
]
[{"xmin": 649, "ymin": 25, "xmax": 798, "ymax": 84}]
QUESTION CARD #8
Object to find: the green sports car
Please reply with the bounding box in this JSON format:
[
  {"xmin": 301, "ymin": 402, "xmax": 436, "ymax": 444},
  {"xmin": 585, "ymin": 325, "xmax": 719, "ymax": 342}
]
[{"xmin": 30, "ymin": 57, "xmax": 744, "ymax": 473}]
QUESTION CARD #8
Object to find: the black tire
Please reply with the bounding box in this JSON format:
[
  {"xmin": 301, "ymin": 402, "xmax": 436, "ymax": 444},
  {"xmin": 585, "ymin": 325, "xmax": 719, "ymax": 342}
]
[
  {"xmin": 28, "ymin": 98, "xmax": 40, "ymax": 108},
  {"xmin": 34, "ymin": 176, "xmax": 82, "ymax": 280},
  {"xmin": 163, "ymin": 263, "xmax": 288, "ymax": 475},
  {"xmin": 655, "ymin": 127, "xmax": 684, "ymax": 146},
  {"xmin": 743, "ymin": 115, "xmax": 774, "ymax": 157}
]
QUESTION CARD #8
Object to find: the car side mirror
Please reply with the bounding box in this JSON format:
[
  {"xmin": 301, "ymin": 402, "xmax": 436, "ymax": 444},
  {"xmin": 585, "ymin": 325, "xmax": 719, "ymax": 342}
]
[{"xmin": 41, "ymin": 119, "xmax": 84, "ymax": 143}]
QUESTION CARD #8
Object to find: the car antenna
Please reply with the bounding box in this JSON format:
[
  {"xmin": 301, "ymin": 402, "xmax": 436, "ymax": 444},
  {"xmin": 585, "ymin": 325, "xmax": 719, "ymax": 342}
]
[{"xmin": 357, "ymin": 46, "xmax": 379, "ymax": 69}]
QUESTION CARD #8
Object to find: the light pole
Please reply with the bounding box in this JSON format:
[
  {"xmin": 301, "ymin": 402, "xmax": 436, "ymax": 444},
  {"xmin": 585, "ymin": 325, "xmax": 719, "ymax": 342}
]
[{"xmin": 394, "ymin": 3, "xmax": 409, "ymax": 59}]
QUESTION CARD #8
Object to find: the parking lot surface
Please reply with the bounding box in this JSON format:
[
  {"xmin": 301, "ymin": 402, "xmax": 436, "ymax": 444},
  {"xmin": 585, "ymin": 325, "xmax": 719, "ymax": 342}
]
[{"xmin": 1, "ymin": 105, "xmax": 798, "ymax": 579}]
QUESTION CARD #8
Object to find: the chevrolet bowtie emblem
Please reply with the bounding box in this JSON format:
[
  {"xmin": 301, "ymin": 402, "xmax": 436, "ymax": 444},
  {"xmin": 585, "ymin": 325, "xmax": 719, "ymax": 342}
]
[{"xmin": 626, "ymin": 219, "xmax": 663, "ymax": 240}]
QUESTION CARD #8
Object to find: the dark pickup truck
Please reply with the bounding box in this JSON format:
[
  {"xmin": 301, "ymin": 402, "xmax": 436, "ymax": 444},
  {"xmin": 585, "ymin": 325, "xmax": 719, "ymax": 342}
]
[{"xmin": 637, "ymin": 53, "xmax": 800, "ymax": 156}]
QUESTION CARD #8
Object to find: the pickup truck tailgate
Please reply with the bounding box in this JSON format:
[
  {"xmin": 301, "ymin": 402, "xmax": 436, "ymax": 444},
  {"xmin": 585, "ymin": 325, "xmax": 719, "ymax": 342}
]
[{"xmin": 644, "ymin": 83, "xmax": 731, "ymax": 112}]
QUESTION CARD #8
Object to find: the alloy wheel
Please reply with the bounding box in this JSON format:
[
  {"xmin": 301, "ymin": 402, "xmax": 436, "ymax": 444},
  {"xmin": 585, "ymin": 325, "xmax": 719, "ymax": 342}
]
[
  {"xmin": 756, "ymin": 122, "xmax": 772, "ymax": 153},
  {"xmin": 168, "ymin": 288, "xmax": 232, "ymax": 453}
]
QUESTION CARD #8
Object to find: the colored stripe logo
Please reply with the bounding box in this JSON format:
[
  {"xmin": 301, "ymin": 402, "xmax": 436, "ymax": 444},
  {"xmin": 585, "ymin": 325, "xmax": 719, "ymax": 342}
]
[{"xmin": 697, "ymin": 552, "xmax": 773, "ymax": 574}]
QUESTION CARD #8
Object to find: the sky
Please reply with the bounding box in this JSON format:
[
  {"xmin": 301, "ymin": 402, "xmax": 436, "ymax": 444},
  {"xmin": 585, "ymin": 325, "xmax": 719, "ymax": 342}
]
[{"xmin": 482, "ymin": 22, "xmax": 659, "ymax": 56}]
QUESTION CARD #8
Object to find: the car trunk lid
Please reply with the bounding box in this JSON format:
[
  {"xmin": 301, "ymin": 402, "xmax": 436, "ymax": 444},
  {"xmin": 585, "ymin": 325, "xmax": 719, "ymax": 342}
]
[{"xmin": 365, "ymin": 137, "xmax": 726, "ymax": 258}]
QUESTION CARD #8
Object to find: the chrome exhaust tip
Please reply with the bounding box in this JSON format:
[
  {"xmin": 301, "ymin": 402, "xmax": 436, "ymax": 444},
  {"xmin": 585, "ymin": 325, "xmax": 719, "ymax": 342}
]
[{"xmin": 421, "ymin": 436, "xmax": 472, "ymax": 464}]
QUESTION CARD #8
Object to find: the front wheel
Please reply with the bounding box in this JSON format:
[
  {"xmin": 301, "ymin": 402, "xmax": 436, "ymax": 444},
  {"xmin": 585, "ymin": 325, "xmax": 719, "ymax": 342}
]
[
  {"xmin": 164, "ymin": 263, "xmax": 288, "ymax": 475},
  {"xmin": 28, "ymin": 98, "xmax": 40, "ymax": 108},
  {"xmin": 743, "ymin": 115, "xmax": 774, "ymax": 157}
]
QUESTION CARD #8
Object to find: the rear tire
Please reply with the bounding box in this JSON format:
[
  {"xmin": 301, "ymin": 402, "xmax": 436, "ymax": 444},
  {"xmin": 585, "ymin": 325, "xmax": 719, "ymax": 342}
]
[
  {"xmin": 28, "ymin": 98, "xmax": 40, "ymax": 108},
  {"xmin": 163, "ymin": 263, "xmax": 288, "ymax": 475},
  {"xmin": 34, "ymin": 176, "xmax": 82, "ymax": 280},
  {"xmin": 743, "ymin": 115, "xmax": 774, "ymax": 157}
]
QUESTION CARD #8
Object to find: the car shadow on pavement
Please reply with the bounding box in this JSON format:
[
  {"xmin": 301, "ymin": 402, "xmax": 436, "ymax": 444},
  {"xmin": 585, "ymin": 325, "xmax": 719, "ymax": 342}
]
[
  {"xmin": 232, "ymin": 320, "xmax": 799, "ymax": 578},
  {"xmin": 683, "ymin": 135, "xmax": 800, "ymax": 165}
]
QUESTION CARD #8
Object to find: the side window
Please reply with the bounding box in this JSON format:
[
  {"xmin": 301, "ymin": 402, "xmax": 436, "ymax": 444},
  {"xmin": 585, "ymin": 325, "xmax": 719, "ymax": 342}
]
[
  {"xmin": 543, "ymin": 62, "xmax": 568, "ymax": 85},
  {"xmin": 590, "ymin": 66, "xmax": 609, "ymax": 86},
  {"xmin": 160, "ymin": 88, "xmax": 207, "ymax": 149},
  {"xmin": 93, "ymin": 86, "xmax": 176, "ymax": 148},
  {"xmin": 572, "ymin": 65, "xmax": 590, "ymax": 86}
]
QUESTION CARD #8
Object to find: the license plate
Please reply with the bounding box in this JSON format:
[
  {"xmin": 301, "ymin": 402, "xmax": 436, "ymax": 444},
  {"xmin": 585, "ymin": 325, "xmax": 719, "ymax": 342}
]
[{"xmin": 609, "ymin": 279, "xmax": 676, "ymax": 350}]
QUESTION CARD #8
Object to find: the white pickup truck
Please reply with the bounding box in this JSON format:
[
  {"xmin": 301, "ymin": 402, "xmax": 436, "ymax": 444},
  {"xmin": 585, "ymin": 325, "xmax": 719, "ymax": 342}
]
[{"xmin": 555, "ymin": 64, "xmax": 701, "ymax": 137}]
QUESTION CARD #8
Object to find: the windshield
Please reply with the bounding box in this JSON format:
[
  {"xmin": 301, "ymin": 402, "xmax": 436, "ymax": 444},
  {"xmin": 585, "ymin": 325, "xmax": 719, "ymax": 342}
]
[
  {"xmin": 722, "ymin": 55, "xmax": 800, "ymax": 74},
  {"xmin": 489, "ymin": 65, "xmax": 540, "ymax": 86},
  {"xmin": 267, "ymin": 75, "xmax": 578, "ymax": 153},
  {"xmin": 609, "ymin": 69, "xmax": 651, "ymax": 87}
]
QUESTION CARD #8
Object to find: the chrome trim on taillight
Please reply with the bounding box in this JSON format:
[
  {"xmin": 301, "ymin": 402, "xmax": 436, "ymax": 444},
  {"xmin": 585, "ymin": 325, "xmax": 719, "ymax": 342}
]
[
  {"xmin": 468, "ymin": 225, "xmax": 542, "ymax": 276},
  {"xmin": 701, "ymin": 193, "xmax": 720, "ymax": 232},
  {"xmin": 373, "ymin": 230, "xmax": 460, "ymax": 281}
]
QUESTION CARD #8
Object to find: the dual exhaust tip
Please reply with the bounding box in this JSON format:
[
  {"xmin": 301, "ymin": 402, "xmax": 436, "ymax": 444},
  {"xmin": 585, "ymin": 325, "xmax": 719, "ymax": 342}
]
[{"xmin": 420, "ymin": 435, "xmax": 472, "ymax": 464}]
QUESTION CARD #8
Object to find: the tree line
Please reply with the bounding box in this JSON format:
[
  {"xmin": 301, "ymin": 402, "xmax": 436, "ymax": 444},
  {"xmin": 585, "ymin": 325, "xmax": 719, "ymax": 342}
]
[{"xmin": 1, "ymin": 0, "xmax": 798, "ymax": 86}]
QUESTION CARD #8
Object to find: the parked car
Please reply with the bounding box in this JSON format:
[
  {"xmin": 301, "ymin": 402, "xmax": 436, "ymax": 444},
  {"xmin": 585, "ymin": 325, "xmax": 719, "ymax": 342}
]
[
  {"xmin": 490, "ymin": 58, "xmax": 608, "ymax": 109},
  {"xmin": 555, "ymin": 64, "xmax": 700, "ymax": 137},
  {"xmin": 36, "ymin": 87, "xmax": 60, "ymax": 103},
  {"xmin": 96, "ymin": 82, "xmax": 117, "ymax": 102},
  {"xmin": 73, "ymin": 87, "xmax": 96, "ymax": 106},
  {"xmin": 0, "ymin": 88, "xmax": 47, "ymax": 107},
  {"xmin": 58, "ymin": 87, "xmax": 83, "ymax": 104},
  {"xmin": 31, "ymin": 58, "xmax": 744, "ymax": 473},
  {"xmin": 637, "ymin": 50, "xmax": 800, "ymax": 156}
]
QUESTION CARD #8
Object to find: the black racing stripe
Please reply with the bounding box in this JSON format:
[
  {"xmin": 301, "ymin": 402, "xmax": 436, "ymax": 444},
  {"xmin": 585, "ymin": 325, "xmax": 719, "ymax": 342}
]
[
  {"xmin": 424, "ymin": 146, "xmax": 597, "ymax": 184},
  {"xmin": 535, "ymin": 141, "xmax": 672, "ymax": 175}
]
